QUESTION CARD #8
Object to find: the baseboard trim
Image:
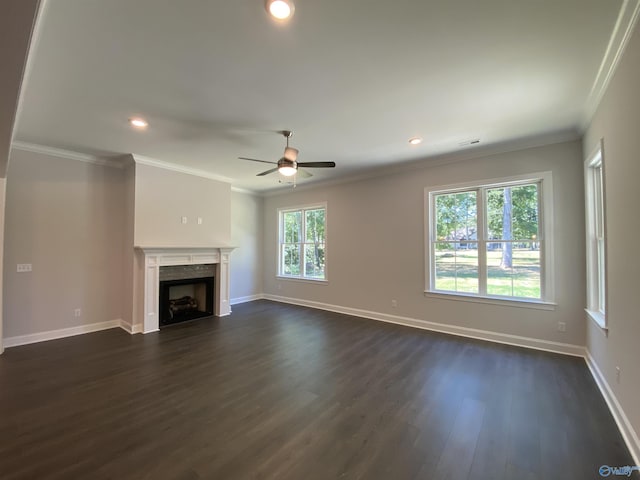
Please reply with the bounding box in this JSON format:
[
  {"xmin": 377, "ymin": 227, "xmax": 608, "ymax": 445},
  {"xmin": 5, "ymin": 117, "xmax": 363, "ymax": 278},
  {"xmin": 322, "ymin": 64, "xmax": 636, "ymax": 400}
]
[
  {"xmin": 262, "ymin": 294, "xmax": 586, "ymax": 357},
  {"xmin": 3, "ymin": 319, "xmax": 123, "ymax": 348},
  {"xmin": 231, "ymin": 294, "xmax": 265, "ymax": 306},
  {"xmin": 119, "ymin": 320, "xmax": 143, "ymax": 334},
  {"xmin": 585, "ymin": 351, "xmax": 640, "ymax": 466}
]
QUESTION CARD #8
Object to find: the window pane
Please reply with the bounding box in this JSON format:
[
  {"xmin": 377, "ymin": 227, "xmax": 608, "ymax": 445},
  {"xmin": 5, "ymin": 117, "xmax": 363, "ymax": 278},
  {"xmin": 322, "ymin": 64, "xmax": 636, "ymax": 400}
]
[
  {"xmin": 434, "ymin": 242, "xmax": 478, "ymax": 293},
  {"xmin": 594, "ymin": 165, "xmax": 604, "ymax": 237},
  {"xmin": 487, "ymin": 188, "xmax": 504, "ymax": 240},
  {"xmin": 487, "ymin": 184, "xmax": 539, "ymax": 242},
  {"xmin": 513, "ymin": 245, "xmax": 541, "ymax": 299},
  {"xmin": 303, "ymin": 243, "xmax": 325, "ymax": 279},
  {"xmin": 511, "ymin": 185, "xmax": 539, "ymax": 241},
  {"xmin": 597, "ymin": 239, "xmax": 605, "ymax": 312},
  {"xmin": 435, "ymin": 191, "xmax": 477, "ymax": 242},
  {"xmin": 283, "ymin": 211, "xmax": 301, "ymax": 243},
  {"xmin": 487, "ymin": 242, "xmax": 540, "ymax": 298},
  {"xmin": 282, "ymin": 244, "xmax": 300, "ymax": 276},
  {"xmin": 305, "ymin": 208, "xmax": 325, "ymax": 243}
]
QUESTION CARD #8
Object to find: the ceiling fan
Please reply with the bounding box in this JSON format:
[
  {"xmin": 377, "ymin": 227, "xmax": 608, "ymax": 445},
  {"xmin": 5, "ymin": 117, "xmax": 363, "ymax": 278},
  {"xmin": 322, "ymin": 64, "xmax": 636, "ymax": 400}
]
[{"xmin": 239, "ymin": 130, "xmax": 336, "ymax": 179}]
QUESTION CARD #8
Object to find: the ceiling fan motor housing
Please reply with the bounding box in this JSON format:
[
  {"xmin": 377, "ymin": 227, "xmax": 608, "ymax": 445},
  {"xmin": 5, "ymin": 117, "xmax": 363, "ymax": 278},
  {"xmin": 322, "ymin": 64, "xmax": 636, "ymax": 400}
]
[{"xmin": 277, "ymin": 158, "xmax": 297, "ymax": 169}]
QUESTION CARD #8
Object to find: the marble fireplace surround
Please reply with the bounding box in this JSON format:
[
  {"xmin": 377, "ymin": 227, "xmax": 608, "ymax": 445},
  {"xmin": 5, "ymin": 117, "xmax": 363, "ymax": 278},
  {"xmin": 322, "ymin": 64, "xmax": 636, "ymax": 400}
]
[{"xmin": 135, "ymin": 247, "xmax": 235, "ymax": 333}]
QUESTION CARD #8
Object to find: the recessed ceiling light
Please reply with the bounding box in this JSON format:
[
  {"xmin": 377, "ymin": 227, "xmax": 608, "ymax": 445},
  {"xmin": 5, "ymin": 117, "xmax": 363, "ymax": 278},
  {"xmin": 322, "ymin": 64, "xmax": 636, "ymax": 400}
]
[
  {"xmin": 129, "ymin": 117, "xmax": 148, "ymax": 129},
  {"xmin": 408, "ymin": 137, "xmax": 423, "ymax": 145},
  {"xmin": 265, "ymin": 0, "xmax": 294, "ymax": 20}
]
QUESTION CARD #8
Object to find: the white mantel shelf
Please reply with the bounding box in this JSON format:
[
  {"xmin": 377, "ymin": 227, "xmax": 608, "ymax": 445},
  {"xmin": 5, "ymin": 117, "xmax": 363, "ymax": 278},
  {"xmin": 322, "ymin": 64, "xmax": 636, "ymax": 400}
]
[{"xmin": 134, "ymin": 246, "xmax": 236, "ymax": 334}]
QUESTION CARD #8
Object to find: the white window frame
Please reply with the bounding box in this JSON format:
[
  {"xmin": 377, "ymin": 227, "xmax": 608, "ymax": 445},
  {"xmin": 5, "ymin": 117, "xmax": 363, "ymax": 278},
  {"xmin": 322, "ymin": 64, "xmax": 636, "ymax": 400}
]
[
  {"xmin": 277, "ymin": 202, "xmax": 328, "ymax": 282},
  {"xmin": 424, "ymin": 172, "xmax": 555, "ymax": 309},
  {"xmin": 584, "ymin": 141, "xmax": 607, "ymax": 330}
]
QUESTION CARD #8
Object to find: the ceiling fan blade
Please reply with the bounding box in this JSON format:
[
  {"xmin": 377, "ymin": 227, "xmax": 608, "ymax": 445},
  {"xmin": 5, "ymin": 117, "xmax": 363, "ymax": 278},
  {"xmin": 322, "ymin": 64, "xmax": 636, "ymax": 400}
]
[
  {"xmin": 297, "ymin": 169, "xmax": 313, "ymax": 178},
  {"xmin": 239, "ymin": 157, "xmax": 277, "ymax": 165},
  {"xmin": 257, "ymin": 167, "xmax": 279, "ymax": 176},
  {"xmin": 296, "ymin": 161, "xmax": 336, "ymax": 168}
]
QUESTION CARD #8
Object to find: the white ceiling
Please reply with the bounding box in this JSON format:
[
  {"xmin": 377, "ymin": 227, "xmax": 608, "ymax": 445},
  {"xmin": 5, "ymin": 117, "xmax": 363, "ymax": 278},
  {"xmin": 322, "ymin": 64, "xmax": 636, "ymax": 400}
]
[{"xmin": 14, "ymin": 0, "xmax": 623, "ymax": 191}]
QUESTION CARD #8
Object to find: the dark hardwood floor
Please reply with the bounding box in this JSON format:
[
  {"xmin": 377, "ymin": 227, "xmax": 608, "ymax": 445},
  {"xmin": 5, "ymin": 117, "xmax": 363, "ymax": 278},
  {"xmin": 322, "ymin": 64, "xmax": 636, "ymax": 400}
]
[{"xmin": 0, "ymin": 300, "xmax": 636, "ymax": 479}]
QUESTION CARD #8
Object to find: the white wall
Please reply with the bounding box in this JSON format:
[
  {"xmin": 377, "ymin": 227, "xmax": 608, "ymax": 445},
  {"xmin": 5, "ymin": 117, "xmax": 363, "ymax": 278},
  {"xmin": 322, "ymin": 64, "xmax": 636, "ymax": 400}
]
[
  {"xmin": 263, "ymin": 140, "xmax": 586, "ymax": 348},
  {"xmin": 583, "ymin": 19, "xmax": 640, "ymax": 457},
  {"xmin": 3, "ymin": 149, "xmax": 125, "ymax": 339},
  {"xmin": 230, "ymin": 191, "xmax": 262, "ymax": 303},
  {"xmin": 134, "ymin": 163, "xmax": 231, "ymax": 247}
]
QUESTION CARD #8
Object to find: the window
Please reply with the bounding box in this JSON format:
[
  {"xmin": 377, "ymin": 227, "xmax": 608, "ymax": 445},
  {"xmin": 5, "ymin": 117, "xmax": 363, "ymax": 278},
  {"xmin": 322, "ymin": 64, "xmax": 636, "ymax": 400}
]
[
  {"xmin": 278, "ymin": 204, "xmax": 327, "ymax": 280},
  {"xmin": 425, "ymin": 172, "xmax": 554, "ymax": 306},
  {"xmin": 585, "ymin": 142, "xmax": 606, "ymax": 328}
]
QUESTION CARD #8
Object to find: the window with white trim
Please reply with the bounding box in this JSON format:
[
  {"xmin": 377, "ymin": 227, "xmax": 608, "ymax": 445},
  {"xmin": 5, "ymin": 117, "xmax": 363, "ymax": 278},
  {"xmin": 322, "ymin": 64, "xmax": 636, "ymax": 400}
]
[
  {"xmin": 425, "ymin": 172, "xmax": 554, "ymax": 304},
  {"xmin": 278, "ymin": 204, "xmax": 327, "ymax": 280},
  {"xmin": 585, "ymin": 143, "xmax": 606, "ymax": 327}
]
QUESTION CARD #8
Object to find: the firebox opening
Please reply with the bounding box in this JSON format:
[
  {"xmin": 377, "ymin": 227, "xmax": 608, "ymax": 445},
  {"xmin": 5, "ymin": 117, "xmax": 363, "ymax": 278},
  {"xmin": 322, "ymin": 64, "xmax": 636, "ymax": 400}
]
[{"xmin": 158, "ymin": 264, "xmax": 215, "ymax": 327}]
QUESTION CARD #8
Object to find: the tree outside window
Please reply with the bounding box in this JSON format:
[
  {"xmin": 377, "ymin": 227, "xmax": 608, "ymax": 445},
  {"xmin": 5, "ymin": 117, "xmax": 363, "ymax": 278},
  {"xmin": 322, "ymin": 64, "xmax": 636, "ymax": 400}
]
[
  {"xmin": 428, "ymin": 175, "xmax": 550, "ymax": 302},
  {"xmin": 279, "ymin": 205, "xmax": 326, "ymax": 280}
]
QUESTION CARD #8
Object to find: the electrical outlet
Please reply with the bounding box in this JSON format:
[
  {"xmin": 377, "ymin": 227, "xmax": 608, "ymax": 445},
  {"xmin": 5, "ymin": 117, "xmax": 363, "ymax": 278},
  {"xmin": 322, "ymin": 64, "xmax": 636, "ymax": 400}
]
[
  {"xmin": 616, "ymin": 366, "xmax": 621, "ymax": 384},
  {"xmin": 74, "ymin": 308, "xmax": 81, "ymax": 317},
  {"xmin": 17, "ymin": 264, "xmax": 32, "ymax": 272},
  {"xmin": 391, "ymin": 299, "xmax": 398, "ymax": 308},
  {"xmin": 277, "ymin": 283, "xmax": 282, "ymax": 290},
  {"xmin": 557, "ymin": 322, "xmax": 566, "ymax": 332}
]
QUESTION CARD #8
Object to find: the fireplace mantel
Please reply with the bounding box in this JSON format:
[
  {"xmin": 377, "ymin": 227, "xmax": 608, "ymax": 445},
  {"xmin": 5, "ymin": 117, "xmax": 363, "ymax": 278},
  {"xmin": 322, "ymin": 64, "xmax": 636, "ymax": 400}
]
[{"xmin": 135, "ymin": 246, "xmax": 235, "ymax": 333}]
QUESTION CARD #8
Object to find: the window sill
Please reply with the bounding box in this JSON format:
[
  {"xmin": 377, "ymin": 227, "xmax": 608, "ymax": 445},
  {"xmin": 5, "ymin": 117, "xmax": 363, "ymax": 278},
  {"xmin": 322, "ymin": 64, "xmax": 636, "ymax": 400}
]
[
  {"xmin": 585, "ymin": 309, "xmax": 608, "ymax": 334},
  {"xmin": 424, "ymin": 290, "xmax": 556, "ymax": 311},
  {"xmin": 277, "ymin": 275, "xmax": 328, "ymax": 285}
]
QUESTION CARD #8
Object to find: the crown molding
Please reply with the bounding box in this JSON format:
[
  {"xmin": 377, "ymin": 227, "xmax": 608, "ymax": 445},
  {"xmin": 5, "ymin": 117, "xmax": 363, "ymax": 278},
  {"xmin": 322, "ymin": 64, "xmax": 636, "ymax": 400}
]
[
  {"xmin": 10, "ymin": 141, "xmax": 122, "ymax": 168},
  {"xmin": 231, "ymin": 186, "xmax": 259, "ymax": 195},
  {"xmin": 132, "ymin": 154, "xmax": 233, "ymax": 184},
  {"xmin": 582, "ymin": 0, "xmax": 640, "ymax": 130}
]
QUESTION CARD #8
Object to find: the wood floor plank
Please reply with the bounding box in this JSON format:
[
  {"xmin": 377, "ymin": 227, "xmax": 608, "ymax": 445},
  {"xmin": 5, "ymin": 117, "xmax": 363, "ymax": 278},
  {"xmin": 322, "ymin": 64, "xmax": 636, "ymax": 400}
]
[{"xmin": 0, "ymin": 300, "xmax": 636, "ymax": 480}]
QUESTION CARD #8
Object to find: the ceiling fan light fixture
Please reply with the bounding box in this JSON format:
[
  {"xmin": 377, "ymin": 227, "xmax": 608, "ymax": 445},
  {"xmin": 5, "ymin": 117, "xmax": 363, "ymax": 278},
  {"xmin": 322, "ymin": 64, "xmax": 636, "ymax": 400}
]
[
  {"xmin": 279, "ymin": 166, "xmax": 297, "ymax": 176},
  {"xmin": 277, "ymin": 158, "xmax": 297, "ymax": 176},
  {"xmin": 265, "ymin": 0, "xmax": 294, "ymax": 20}
]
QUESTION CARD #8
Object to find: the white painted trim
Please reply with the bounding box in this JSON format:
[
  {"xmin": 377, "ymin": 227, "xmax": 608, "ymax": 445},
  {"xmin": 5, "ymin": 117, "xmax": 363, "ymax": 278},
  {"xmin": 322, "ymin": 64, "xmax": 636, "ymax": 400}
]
[
  {"xmin": 424, "ymin": 291, "xmax": 556, "ymax": 310},
  {"xmin": 231, "ymin": 186, "xmax": 259, "ymax": 195},
  {"xmin": 276, "ymin": 276, "xmax": 329, "ymax": 285},
  {"xmin": 230, "ymin": 294, "xmax": 265, "ymax": 305},
  {"xmin": 586, "ymin": 309, "xmax": 608, "ymax": 334},
  {"xmin": 133, "ymin": 154, "xmax": 233, "ymax": 184},
  {"xmin": 134, "ymin": 246, "xmax": 235, "ymax": 333},
  {"xmin": 262, "ymin": 294, "xmax": 585, "ymax": 357},
  {"xmin": 424, "ymin": 171, "xmax": 555, "ymax": 304},
  {"xmin": 3, "ymin": 319, "xmax": 122, "ymax": 348},
  {"xmin": 277, "ymin": 202, "xmax": 328, "ymax": 281},
  {"xmin": 10, "ymin": 141, "xmax": 122, "ymax": 168},
  {"xmin": 583, "ymin": 0, "xmax": 640, "ymax": 129},
  {"xmin": 585, "ymin": 351, "xmax": 640, "ymax": 466},
  {"xmin": 119, "ymin": 320, "xmax": 143, "ymax": 334}
]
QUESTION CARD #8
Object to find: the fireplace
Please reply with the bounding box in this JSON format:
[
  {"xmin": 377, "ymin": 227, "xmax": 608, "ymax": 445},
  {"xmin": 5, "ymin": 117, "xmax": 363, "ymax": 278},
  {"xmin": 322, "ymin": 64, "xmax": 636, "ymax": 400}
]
[
  {"xmin": 134, "ymin": 247, "xmax": 235, "ymax": 334},
  {"xmin": 159, "ymin": 264, "xmax": 215, "ymax": 326}
]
